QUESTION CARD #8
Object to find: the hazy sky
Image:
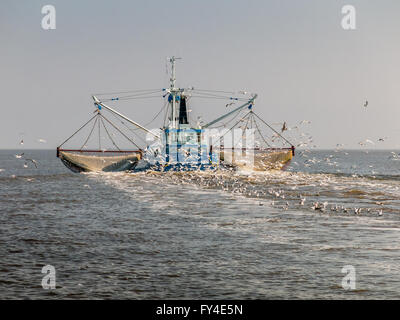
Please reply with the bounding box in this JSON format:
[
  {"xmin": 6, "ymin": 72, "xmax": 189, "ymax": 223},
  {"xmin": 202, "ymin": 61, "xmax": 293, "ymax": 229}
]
[{"xmin": 1, "ymin": 0, "xmax": 400, "ymax": 149}]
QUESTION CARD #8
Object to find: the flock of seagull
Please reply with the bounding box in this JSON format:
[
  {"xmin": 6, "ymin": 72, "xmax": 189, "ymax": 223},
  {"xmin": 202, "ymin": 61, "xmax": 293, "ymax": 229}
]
[
  {"xmin": 264, "ymin": 189, "xmax": 385, "ymax": 217},
  {"xmin": 157, "ymin": 169, "xmax": 388, "ymax": 219},
  {"xmin": 1, "ymin": 99, "xmax": 394, "ymax": 220},
  {"xmin": 6, "ymin": 138, "xmax": 44, "ymax": 171},
  {"xmin": 309, "ymin": 200, "xmax": 383, "ymax": 216},
  {"xmin": 14, "ymin": 152, "xmax": 38, "ymax": 168}
]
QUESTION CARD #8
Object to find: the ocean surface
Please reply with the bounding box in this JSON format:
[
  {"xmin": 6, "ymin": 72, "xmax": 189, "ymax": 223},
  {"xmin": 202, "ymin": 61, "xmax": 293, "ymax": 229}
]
[{"xmin": 1, "ymin": 149, "xmax": 400, "ymax": 299}]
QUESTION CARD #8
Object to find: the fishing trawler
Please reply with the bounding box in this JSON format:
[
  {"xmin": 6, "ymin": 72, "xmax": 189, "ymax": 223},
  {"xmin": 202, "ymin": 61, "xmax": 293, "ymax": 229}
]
[{"xmin": 57, "ymin": 57, "xmax": 295, "ymax": 172}]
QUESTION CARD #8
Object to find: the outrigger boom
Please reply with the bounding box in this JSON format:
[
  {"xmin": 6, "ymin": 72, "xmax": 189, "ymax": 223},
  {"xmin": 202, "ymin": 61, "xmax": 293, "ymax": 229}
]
[
  {"xmin": 203, "ymin": 94, "xmax": 258, "ymax": 128},
  {"xmin": 92, "ymin": 95, "xmax": 160, "ymax": 139}
]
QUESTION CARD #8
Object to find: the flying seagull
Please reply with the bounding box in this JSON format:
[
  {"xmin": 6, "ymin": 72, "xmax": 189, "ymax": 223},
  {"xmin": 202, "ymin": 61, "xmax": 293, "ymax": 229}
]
[
  {"xmin": 364, "ymin": 100, "xmax": 368, "ymax": 108},
  {"xmin": 25, "ymin": 158, "xmax": 38, "ymax": 168},
  {"xmin": 359, "ymin": 139, "xmax": 375, "ymax": 146},
  {"xmin": 281, "ymin": 122, "xmax": 287, "ymax": 133}
]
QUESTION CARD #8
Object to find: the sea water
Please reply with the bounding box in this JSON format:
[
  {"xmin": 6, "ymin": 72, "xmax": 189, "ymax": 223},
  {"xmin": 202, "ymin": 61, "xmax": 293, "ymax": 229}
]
[{"xmin": 0, "ymin": 149, "xmax": 400, "ymax": 299}]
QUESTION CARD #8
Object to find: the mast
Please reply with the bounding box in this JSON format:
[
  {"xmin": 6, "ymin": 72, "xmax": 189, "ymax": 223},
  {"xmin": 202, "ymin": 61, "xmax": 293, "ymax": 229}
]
[{"xmin": 169, "ymin": 56, "xmax": 181, "ymax": 129}]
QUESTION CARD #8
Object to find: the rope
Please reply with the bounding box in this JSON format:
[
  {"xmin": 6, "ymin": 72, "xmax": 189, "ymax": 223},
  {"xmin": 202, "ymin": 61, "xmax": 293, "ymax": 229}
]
[
  {"xmin": 93, "ymin": 89, "xmax": 163, "ymax": 96},
  {"xmin": 208, "ymin": 108, "xmax": 246, "ymax": 129},
  {"xmin": 100, "ymin": 115, "xmax": 121, "ymax": 151},
  {"xmin": 191, "ymin": 89, "xmax": 237, "ymax": 95},
  {"xmin": 251, "ymin": 112, "xmax": 272, "ymax": 148},
  {"xmin": 58, "ymin": 113, "xmax": 98, "ymax": 148},
  {"xmin": 214, "ymin": 110, "xmax": 253, "ymax": 147},
  {"xmin": 252, "ymin": 111, "xmax": 294, "ymax": 147},
  {"xmin": 105, "ymin": 109, "xmax": 148, "ymax": 146},
  {"xmin": 142, "ymin": 98, "xmax": 168, "ymax": 127},
  {"xmin": 80, "ymin": 115, "xmax": 99, "ymax": 150},
  {"xmin": 98, "ymin": 115, "xmax": 101, "ymax": 150},
  {"xmin": 101, "ymin": 114, "xmax": 142, "ymax": 150},
  {"xmin": 101, "ymin": 94, "xmax": 163, "ymax": 102},
  {"xmin": 189, "ymin": 95, "xmax": 247, "ymax": 102},
  {"xmin": 232, "ymin": 112, "xmax": 254, "ymax": 149}
]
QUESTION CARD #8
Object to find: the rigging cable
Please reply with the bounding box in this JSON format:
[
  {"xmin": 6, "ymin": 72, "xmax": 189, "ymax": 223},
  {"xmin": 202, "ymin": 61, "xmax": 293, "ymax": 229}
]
[
  {"xmin": 252, "ymin": 112, "xmax": 272, "ymax": 148},
  {"xmin": 105, "ymin": 109, "xmax": 148, "ymax": 146},
  {"xmin": 101, "ymin": 94, "xmax": 164, "ymax": 102},
  {"xmin": 208, "ymin": 108, "xmax": 247, "ymax": 129},
  {"xmin": 80, "ymin": 115, "xmax": 99, "ymax": 150},
  {"xmin": 189, "ymin": 95, "xmax": 247, "ymax": 102},
  {"xmin": 214, "ymin": 110, "xmax": 253, "ymax": 148},
  {"xmin": 98, "ymin": 114, "xmax": 101, "ymax": 150},
  {"xmin": 99, "ymin": 115, "xmax": 121, "ymax": 151},
  {"xmin": 93, "ymin": 89, "xmax": 163, "ymax": 96},
  {"xmin": 58, "ymin": 113, "xmax": 98, "ymax": 148},
  {"xmin": 252, "ymin": 111, "xmax": 294, "ymax": 147},
  {"xmin": 101, "ymin": 114, "xmax": 142, "ymax": 150},
  {"xmin": 191, "ymin": 89, "xmax": 237, "ymax": 95}
]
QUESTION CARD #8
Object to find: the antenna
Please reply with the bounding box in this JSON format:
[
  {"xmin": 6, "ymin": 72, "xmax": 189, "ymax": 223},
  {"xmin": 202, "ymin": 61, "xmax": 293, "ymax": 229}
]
[{"xmin": 169, "ymin": 56, "xmax": 181, "ymax": 89}]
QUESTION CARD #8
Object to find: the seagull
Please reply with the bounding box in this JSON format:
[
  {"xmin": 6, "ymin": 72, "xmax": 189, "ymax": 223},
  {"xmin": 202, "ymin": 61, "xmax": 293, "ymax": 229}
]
[
  {"xmin": 378, "ymin": 209, "xmax": 383, "ymax": 216},
  {"xmin": 312, "ymin": 202, "xmax": 324, "ymax": 211},
  {"xmin": 38, "ymin": 139, "xmax": 47, "ymax": 143},
  {"xmin": 20, "ymin": 140, "xmax": 24, "ymax": 145},
  {"xmin": 25, "ymin": 158, "xmax": 38, "ymax": 168},
  {"xmin": 359, "ymin": 139, "xmax": 375, "ymax": 146},
  {"xmin": 365, "ymin": 139, "xmax": 375, "ymax": 145},
  {"xmin": 364, "ymin": 100, "xmax": 368, "ymax": 107},
  {"xmin": 225, "ymin": 102, "xmax": 235, "ymax": 108},
  {"xmin": 15, "ymin": 153, "xmax": 24, "ymax": 159},
  {"xmin": 281, "ymin": 122, "xmax": 287, "ymax": 133},
  {"xmin": 378, "ymin": 137, "xmax": 388, "ymax": 142}
]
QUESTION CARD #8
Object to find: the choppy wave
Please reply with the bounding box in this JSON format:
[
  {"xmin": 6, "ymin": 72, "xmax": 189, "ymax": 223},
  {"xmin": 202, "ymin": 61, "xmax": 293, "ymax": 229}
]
[
  {"xmin": 121, "ymin": 168, "xmax": 400, "ymax": 218},
  {"xmin": 2, "ymin": 150, "xmax": 400, "ymax": 299}
]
